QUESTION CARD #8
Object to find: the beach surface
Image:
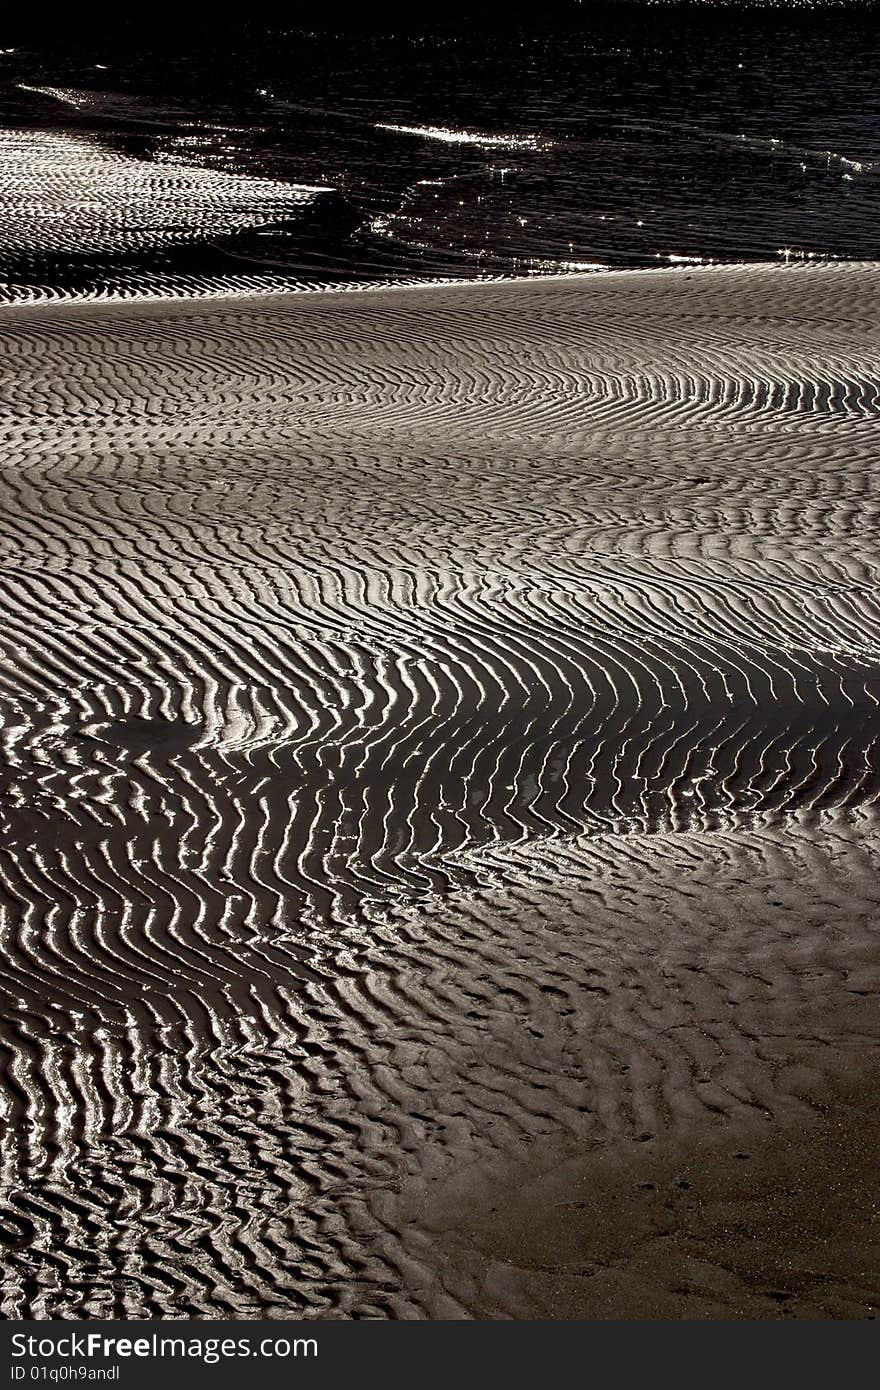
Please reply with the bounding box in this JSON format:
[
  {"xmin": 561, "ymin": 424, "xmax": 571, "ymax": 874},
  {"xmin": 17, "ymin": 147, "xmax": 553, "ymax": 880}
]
[{"xmin": 0, "ymin": 262, "xmax": 878, "ymax": 1317}]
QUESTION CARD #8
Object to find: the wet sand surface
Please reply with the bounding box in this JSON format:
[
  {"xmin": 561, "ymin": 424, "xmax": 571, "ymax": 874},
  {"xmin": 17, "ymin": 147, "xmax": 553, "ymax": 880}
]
[{"xmin": 0, "ymin": 263, "xmax": 878, "ymax": 1317}]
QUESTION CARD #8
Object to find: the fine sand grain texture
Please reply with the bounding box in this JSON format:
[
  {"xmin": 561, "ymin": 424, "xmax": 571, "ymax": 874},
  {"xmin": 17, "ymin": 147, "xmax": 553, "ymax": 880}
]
[{"xmin": 0, "ymin": 263, "xmax": 878, "ymax": 1317}]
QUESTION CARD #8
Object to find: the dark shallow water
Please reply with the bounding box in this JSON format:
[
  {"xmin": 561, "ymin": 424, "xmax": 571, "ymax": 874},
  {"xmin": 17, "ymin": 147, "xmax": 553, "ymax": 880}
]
[{"xmin": 0, "ymin": 7, "xmax": 878, "ymax": 297}]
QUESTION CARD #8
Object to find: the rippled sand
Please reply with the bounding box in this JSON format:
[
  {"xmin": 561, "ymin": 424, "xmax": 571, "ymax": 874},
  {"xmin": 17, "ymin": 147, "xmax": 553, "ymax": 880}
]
[{"xmin": 0, "ymin": 263, "xmax": 878, "ymax": 1317}]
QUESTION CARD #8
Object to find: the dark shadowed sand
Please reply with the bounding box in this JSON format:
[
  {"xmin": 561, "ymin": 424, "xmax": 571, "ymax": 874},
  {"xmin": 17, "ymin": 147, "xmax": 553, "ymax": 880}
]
[{"xmin": 0, "ymin": 263, "xmax": 878, "ymax": 1317}]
